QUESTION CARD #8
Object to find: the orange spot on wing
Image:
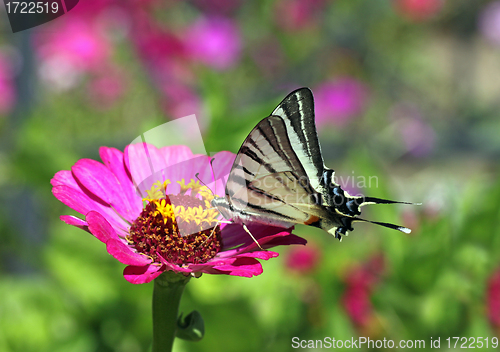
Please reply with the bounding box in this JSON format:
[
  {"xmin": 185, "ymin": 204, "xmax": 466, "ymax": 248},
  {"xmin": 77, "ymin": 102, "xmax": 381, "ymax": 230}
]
[{"xmin": 304, "ymin": 215, "xmax": 320, "ymax": 225}]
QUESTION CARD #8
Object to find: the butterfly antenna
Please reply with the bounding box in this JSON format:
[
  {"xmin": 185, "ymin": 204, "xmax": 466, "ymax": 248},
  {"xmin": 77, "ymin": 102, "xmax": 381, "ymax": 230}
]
[
  {"xmin": 209, "ymin": 157, "xmax": 217, "ymax": 196},
  {"xmin": 195, "ymin": 172, "xmax": 217, "ymax": 195},
  {"xmin": 354, "ymin": 217, "xmax": 412, "ymax": 234}
]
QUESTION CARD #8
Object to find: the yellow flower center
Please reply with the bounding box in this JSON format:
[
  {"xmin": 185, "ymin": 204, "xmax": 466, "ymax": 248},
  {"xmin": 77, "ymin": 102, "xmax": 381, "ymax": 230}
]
[{"xmin": 127, "ymin": 179, "xmax": 222, "ymax": 265}]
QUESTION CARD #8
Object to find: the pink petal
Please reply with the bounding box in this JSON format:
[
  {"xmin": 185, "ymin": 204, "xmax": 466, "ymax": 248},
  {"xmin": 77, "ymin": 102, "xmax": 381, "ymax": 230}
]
[
  {"xmin": 60, "ymin": 215, "xmax": 89, "ymax": 232},
  {"xmin": 232, "ymin": 250, "xmax": 279, "ymax": 260},
  {"xmin": 51, "ymin": 170, "xmax": 79, "ymax": 188},
  {"xmin": 211, "ymin": 151, "xmax": 235, "ymax": 197},
  {"xmin": 155, "ymin": 154, "xmax": 212, "ymax": 195},
  {"xmin": 220, "ymin": 224, "xmax": 304, "ymax": 258},
  {"xmin": 53, "ymin": 185, "xmax": 101, "ymax": 217},
  {"xmin": 262, "ymin": 233, "xmax": 307, "ymax": 248},
  {"xmin": 86, "ymin": 210, "xmax": 120, "ymax": 243},
  {"xmin": 157, "ymin": 255, "xmax": 193, "ymax": 274},
  {"xmin": 160, "ymin": 145, "xmax": 195, "ymax": 165},
  {"xmin": 106, "ymin": 238, "xmax": 152, "ymax": 266},
  {"xmin": 86, "ymin": 211, "xmax": 151, "ymax": 266},
  {"xmin": 123, "ymin": 264, "xmax": 164, "ymax": 284},
  {"xmin": 220, "ymin": 223, "xmax": 293, "ymax": 250},
  {"xmin": 72, "ymin": 159, "xmax": 130, "ymax": 217},
  {"xmin": 99, "ymin": 147, "xmax": 142, "ymax": 219},
  {"xmin": 211, "ymin": 257, "xmax": 264, "ymax": 277},
  {"xmin": 53, "ymin": 185, "xmax": 127, "ymax": 233},
  {"xmin": 125, "ymin": 143, "xmax": 168, "ymax": 197},
  {"xmin": 188, "ymin": 253, "xmax": 273, "ymax": 277}
]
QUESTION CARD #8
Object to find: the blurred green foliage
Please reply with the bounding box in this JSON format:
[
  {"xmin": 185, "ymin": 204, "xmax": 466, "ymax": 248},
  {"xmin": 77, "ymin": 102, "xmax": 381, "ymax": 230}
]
[{"xmin": 1, "ymin": 0, "xmax": 500, "ymax": 351}]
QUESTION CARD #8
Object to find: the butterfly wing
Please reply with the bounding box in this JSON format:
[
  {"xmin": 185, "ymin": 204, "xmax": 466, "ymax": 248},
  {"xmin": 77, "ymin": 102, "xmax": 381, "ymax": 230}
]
[
  {"xmin": 271, "ymin": 88, "xmax": 415, "ymax": 224},
  {"xmin": 215, "ymin": 87, "xmax": 413, "ymax": 240},
  {"xmin": 229, "ymin": 170, "xmax": 319, "ymax": 226},
  {"xmin": 271, "ymin": 88, "xmax": 328, "ymax": 194},
  {"xmin": 222, "ymin": 112, "xmax": 319, "ymax": 226}
]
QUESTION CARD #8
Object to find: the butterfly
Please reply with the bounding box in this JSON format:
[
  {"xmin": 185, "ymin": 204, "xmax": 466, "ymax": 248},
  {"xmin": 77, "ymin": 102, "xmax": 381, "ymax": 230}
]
[{"xmin": 212, "ymin": 87, "xmax": 415, "ymax": 242}]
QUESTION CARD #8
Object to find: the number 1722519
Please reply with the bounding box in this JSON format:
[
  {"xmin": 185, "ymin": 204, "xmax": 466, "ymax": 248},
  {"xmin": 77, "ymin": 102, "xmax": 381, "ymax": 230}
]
[
  {"xmin": 5, "ymin": 2, "xmax": 59, "ymax": 14},
  {"xmin": 446, "ymin": 337, "xmax": 498, "ymax": 349}
]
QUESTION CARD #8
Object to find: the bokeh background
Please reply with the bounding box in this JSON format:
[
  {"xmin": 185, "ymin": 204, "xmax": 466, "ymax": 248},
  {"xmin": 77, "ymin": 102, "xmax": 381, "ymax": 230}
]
[{"xmin": 1, "ymin": 0, "xmax": 500, "ymax": 351}]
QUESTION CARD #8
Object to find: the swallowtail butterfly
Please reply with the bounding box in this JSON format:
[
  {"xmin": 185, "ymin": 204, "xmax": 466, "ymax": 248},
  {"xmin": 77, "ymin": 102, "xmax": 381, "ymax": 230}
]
[{"xmin": 212, "ymin": 88, "xmax": 415, "ymax": 241}]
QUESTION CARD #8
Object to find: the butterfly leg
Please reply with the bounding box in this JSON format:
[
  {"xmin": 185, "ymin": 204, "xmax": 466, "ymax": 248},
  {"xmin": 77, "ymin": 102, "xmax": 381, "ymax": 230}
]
[
  {"xmin": 242, "ymin": 224, "xmax": 263, "ymax": 250},
  {"xmin": 196, "ymin": 219, "xmax": 229, "ymax": 249}
]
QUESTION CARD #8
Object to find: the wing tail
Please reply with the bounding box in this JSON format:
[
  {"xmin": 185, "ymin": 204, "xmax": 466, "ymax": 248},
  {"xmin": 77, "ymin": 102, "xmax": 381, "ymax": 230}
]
[{"xmin": 354, "ymin": 217, "xmax": 411, "ymax": 234}]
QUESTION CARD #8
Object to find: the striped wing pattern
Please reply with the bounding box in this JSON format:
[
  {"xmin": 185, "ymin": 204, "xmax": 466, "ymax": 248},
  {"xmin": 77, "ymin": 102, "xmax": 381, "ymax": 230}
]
[
  {"xmin": 271, "ymin": 88, "xmax": 327, "ymax": 193},
  {"xmin": 213, "ymin": 87, "xmax": 413, "ymax": 241},
  {"xmin": 225, "ymin": 114, "xmax": 321, "ymax": 228}
]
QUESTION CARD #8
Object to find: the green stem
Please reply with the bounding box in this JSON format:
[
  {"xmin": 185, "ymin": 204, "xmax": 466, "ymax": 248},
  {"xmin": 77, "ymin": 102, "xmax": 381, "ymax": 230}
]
[{"xmin": 152, "ymin": 271, "xmax": 191, "ymax": 352}]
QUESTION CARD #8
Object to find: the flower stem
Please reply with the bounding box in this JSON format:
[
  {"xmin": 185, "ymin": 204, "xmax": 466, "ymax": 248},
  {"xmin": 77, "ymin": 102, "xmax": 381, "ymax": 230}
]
[{"xmin": 152, "ymin": 271, "xmax": 191, "ymax": 352}]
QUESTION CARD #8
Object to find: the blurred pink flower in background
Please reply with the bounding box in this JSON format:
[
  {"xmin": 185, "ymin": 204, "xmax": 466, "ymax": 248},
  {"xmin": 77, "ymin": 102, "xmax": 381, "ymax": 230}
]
[
  {"xmin": 487, "ymin": 268, "xmax": 500, "ymax": 330},
  {"xmin": 342, "ymin": 255, "xmax": 385, "ymax": 328},
  {"xmin": 37, "ymin": 20, "xmax": 111, "ymax": 72},
  {"xmin": 314, "ymin": 78, "xmax": 370, "ymax": 127},
  {"xmin": 87, "ymin": 67, "xmax": 126, "ymax": 108},
  {"xmin": 391, "ymin": 103, "xmax": 436, "ymax": 157},
  {"xmin": 479, "ymin": 1, "xmax": 500, "ymax": 46},
  {"xmin": 275, "ymin": 0, "xmax": 326, "ymax": 31},
  {"xmin": 393, "ymin": 0, "xmax": 444, "ymax": 22},
  {"xmin": 0, "ymin": 52, "xmax": 16, "ymax": 115},
  {"xmin": 285, "ymin": 244, "xmax": 321, "ymax": 274},
  {"xmin": 161, "ymin": 83, "xmax": 204, "ymax": 121},
  {"xmin": 185, "ymin": 16, "xmax": 242, "ymax": 70},
  {"xmin": 343, "ymin": 285, "xmax": 373, "ymax": 327},
  {"xmin": 133, "ymin": 27, "xmax": 186, "ymax": 72},
  {"xmin": 36, "ymin": 19, "xmax": 112, "ymax": 89}
]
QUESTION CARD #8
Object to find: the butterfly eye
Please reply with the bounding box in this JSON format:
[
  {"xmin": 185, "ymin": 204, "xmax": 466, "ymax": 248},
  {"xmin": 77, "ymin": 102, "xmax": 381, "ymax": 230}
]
[
  {"xmin": 346, "ymin": 200, "xmax": 360, "ymax": 215},
  {"xmin": 332, "ymin": 186, "xmax": 345, "ymax": 205},
  {"xmin": 332, "ymin": 186, "xmax": 343, "ymax": 196}
]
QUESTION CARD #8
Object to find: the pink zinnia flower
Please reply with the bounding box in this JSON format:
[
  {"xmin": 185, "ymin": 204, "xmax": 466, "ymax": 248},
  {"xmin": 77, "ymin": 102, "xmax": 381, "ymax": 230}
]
[
  {"xmin": 314, "ymin": 78, "xmax": 370, "ymax": 127},
  {"xmin": 51, "ymin": 144, "xmax": 305, "ymax": 284},
  {"xmin": 184, "ymin": 16, "xmax": 242, "ymax": 70}
]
